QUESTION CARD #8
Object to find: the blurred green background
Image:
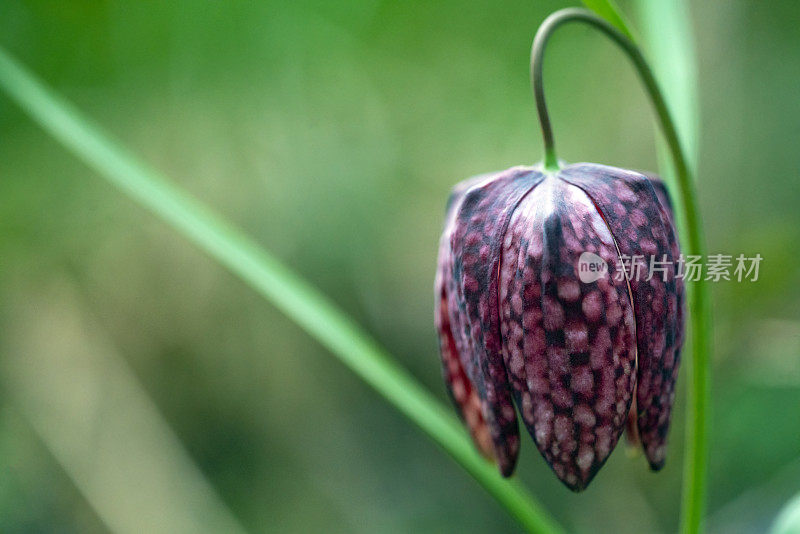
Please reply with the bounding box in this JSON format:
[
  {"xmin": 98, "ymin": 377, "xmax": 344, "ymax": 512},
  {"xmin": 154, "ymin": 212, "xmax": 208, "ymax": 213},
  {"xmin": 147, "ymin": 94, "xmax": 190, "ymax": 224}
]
[{"xmin": 1, "ymin": 1, "xmax": 798, "ymax": 532}]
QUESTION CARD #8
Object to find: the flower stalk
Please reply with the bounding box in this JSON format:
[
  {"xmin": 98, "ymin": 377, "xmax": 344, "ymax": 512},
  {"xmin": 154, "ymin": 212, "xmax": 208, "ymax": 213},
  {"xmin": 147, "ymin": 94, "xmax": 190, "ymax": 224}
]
[
  {"xmin": 530, "ymin": 8, "xmax": 711, "ymax": 534},
  {"xmin": 0, "ymin": 4, "xmax": 711, "ymax": 532}
]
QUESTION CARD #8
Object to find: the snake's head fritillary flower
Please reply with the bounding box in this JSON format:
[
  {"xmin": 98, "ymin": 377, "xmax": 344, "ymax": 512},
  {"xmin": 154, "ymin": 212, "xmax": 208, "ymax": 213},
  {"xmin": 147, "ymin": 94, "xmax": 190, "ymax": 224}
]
[{"xmin": 435, "ymin": 163, "xmax": 684, "ymax": 491}]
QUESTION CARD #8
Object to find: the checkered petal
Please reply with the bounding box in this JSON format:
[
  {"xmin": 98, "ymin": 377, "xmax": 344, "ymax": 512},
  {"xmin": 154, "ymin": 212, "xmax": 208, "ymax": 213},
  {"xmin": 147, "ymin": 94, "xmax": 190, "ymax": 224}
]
[
  {"xmin": 559, "ymin": 163, "xmax": 685, "ymax": 469},
  {"xmin": 498, "ymin": 177, "xmax": 637, "ymax": 490},
  {"xmin": 437, "ymin": 166, "xmax": 544, "ymax": 475}
]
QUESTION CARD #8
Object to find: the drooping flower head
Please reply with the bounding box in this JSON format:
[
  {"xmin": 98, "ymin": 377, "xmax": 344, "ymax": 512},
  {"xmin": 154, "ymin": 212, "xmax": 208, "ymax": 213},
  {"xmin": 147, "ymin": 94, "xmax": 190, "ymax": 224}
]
[{"xmin": 435, "ymin": 163, "xmax": 684, "ymax": 491}]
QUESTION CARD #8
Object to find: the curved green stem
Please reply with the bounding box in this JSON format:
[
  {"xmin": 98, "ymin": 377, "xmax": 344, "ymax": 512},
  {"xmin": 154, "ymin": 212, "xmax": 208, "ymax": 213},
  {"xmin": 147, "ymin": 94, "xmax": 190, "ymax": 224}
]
[
  {"xmin": 531, "ymin": 8, "xmax": 711, "ymax": 534},
  {"xmin": 530, "ymin": 25, "xmax": 560, "ymax": 172}
]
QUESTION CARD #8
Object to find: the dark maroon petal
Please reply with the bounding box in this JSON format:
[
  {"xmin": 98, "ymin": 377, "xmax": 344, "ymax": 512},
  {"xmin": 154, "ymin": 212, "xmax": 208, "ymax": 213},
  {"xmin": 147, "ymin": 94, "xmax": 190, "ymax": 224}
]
[
  {"xmin": 559, "ymin": 163, "xmax": 685, "ymax": 470},
  {"xmin": 648, "ymin": 177, "xmax": 686, "ymax": 358},
  {"xmin": 499, "ymin": 177, "xmax": 637, "ymax": 491},
  {"xmin": 647, "ymin": 176, "xmax": 677, "ymax": 225},
  {"xmin": 448, "ymin": 166, "xmax": 544, "ymax": 476},
  {"xmin": 435, "ymin": 176, "xmax": 496, "ymax": 459}
]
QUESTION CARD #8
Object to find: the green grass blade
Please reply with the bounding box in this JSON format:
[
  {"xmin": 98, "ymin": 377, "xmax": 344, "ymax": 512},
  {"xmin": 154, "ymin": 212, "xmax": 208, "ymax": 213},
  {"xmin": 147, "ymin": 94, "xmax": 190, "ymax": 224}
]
[
  {"xmin": 0, "ymin": 47, "xmax": 564, "ymax": 534},
  {"xmin": 582, "ymin": 3, "xmax": 710, "ymax": 533},
  {"xmin": 632, "ymin": 3, "xmax": 709, "ymax": 534},
  {"xmin": 634, "ymin": 0, "xmax": 699, "ymax": 171},
  {"xmin": 634, "ymin": 0, "xmax": 700, "ymax": 239},
  {"xmin": 581, "ymin": 0, "xmax": 635, "ymax": 41}
]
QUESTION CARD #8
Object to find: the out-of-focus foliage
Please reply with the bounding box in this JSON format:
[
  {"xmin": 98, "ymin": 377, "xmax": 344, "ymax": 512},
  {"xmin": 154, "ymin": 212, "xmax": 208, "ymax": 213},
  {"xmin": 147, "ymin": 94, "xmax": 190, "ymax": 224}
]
[
  {"xmin": 0, "ymin": 1, "xmax": 798, "ymax": 533},
  {"xmin": 772, "ymin": 492, "xmax": 800, "ymax": 534}
]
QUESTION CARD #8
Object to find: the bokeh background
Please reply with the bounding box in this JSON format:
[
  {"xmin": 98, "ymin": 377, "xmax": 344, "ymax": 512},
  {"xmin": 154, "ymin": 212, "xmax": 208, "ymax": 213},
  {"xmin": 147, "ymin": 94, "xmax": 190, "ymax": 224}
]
[{"xmin": 1, "ymin": 1, "xmax": 798, "ymax": 532}]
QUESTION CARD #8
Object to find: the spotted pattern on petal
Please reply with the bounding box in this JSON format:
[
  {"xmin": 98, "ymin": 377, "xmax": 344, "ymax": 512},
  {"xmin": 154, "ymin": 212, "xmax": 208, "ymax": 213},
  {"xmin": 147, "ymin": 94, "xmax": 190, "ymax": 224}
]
[
  {"xmin": 435, "ymin": 176, "xmax": 495, "ymax": 459},
  {"xmin": 498, "ymin": 177, "xmax": 637, "ymax": 490},
  {"xmin": 559, "ymin": 163, "xmax": 685, "ymax": 470},
  {"xmin": 649, "ymin": 177, "xmax": 686, "ymax": 359},
  {"xmin": 448, "ymin": 166, "xmax": 544, "ymax": 475}
]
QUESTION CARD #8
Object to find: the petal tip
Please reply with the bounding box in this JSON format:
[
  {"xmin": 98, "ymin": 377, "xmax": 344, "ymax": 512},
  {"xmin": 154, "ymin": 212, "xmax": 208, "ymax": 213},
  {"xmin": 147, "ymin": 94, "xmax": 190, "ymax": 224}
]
[
  {"xmin": 557, "ymin": 465, "xmax": 601, "ymax": 493},
  {"xmin": 498, "ymin": 458, "xmax": 517, "ymax": 478},
  {"xmin": 645, "ymin": 444, "xmax": 667, "ymax": 471}
]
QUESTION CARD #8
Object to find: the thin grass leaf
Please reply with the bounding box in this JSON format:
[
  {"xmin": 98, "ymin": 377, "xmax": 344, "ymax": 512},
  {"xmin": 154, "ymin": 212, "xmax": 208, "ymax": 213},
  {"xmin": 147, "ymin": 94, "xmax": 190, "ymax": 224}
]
[
  {"xmin": 631, "ymin": 4, "xmax": 709, "ymax": 534},
  {"xmin": 0, "ymin": 47, "xmax": 564, "ymax": 534},
  {"xmin": 582, "ymin": 3, "xmax": 711, "ymax": 534},
  {"xmin": 634, "ymin": 0, "xmax": 699, "ymax": 171},
  {"xmin": 581, "ymin": 0, "xmax": 635, "ymax": 41},
  {"xmin": 634, "ymin": 0, "xmax": 699, "ymax": 238}
]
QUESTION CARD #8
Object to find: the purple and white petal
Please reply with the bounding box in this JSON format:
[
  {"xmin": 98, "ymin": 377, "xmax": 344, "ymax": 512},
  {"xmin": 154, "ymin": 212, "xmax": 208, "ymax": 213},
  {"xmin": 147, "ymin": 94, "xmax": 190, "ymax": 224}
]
[
  {"xmin": 560, "ymin": 163, "xmax": 684, "ymax": 469},
  {"xmin": 499, "ymin": 177, "xmax": 637, "ymax": 490},
  {"xmin": 448, "ymin": 166, "xmax": 544, "ymax": 475}
]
